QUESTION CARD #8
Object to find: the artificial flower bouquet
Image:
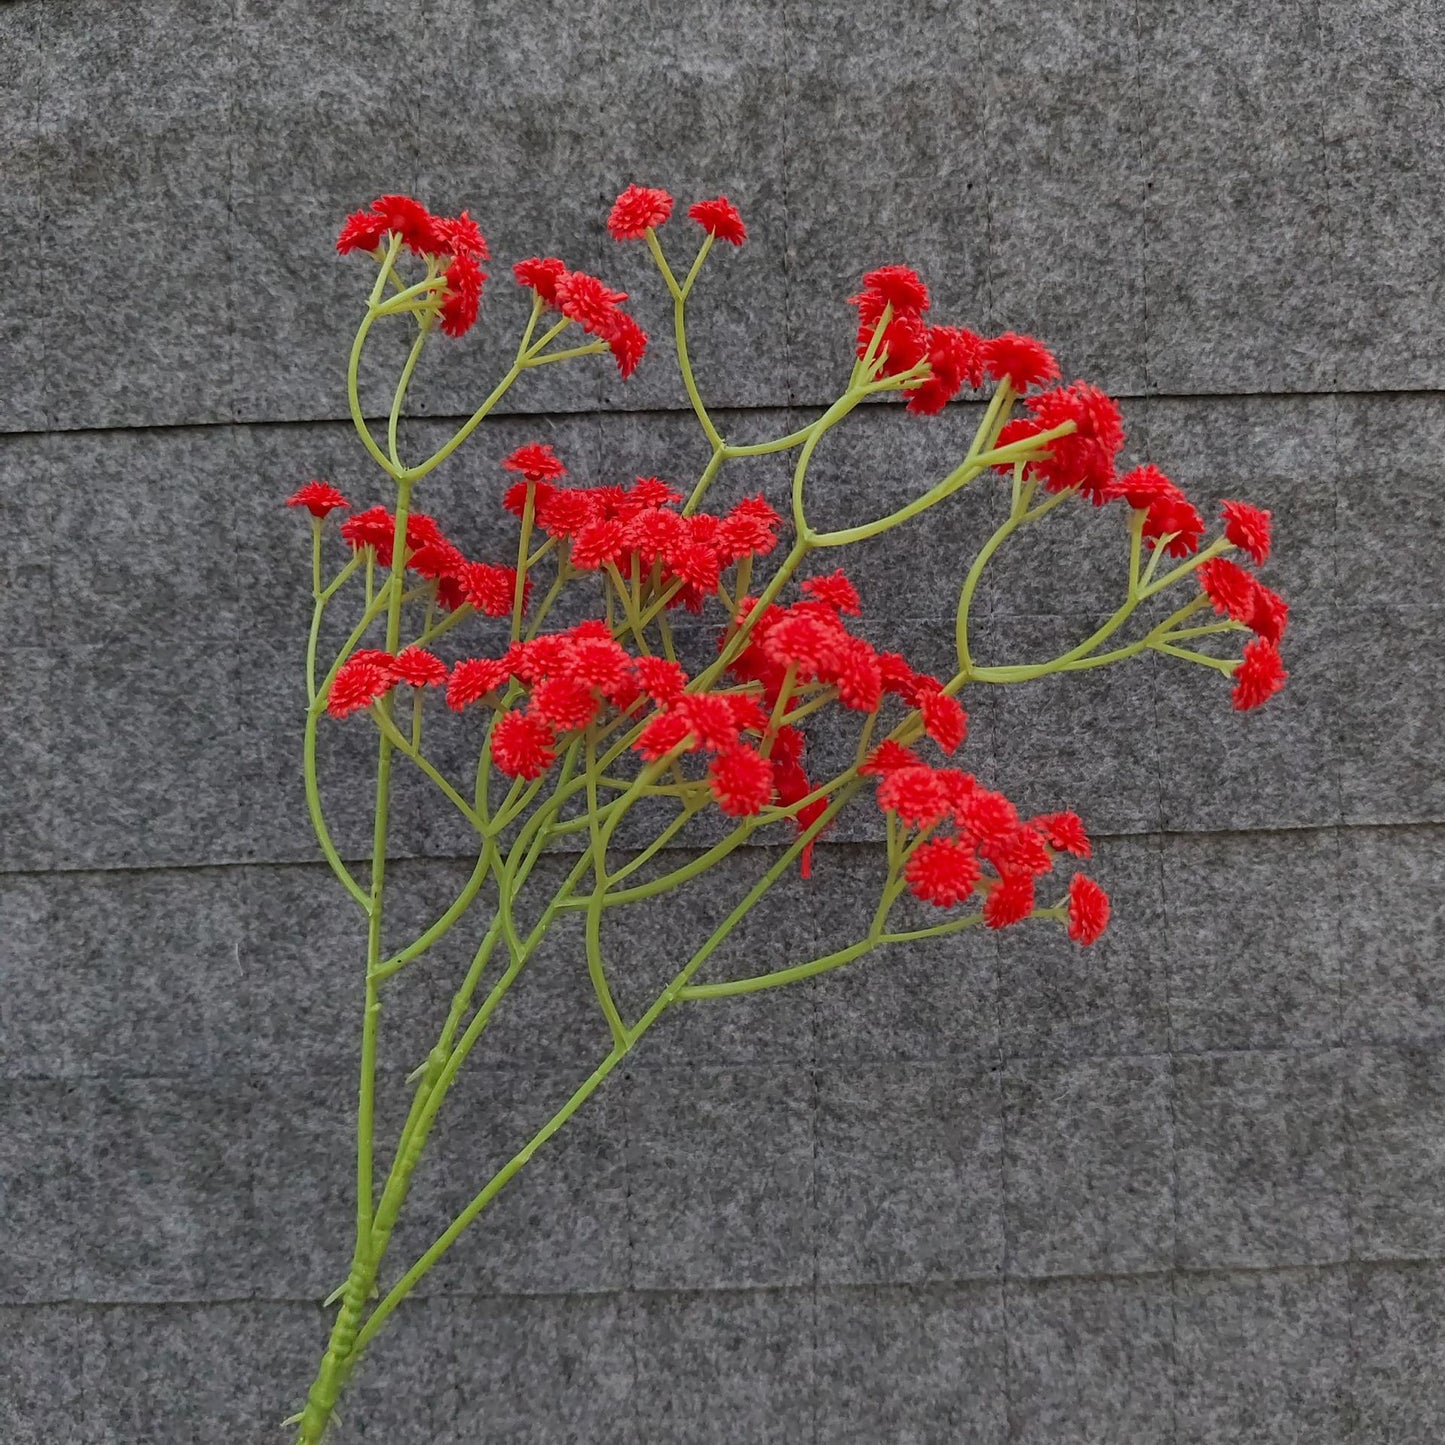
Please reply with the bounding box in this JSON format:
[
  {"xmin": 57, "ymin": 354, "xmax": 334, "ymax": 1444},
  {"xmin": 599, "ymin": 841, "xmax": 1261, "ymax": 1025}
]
[{"xmin": 282, "ymin": 184, "xmax": 1287, "ymax": 1440}]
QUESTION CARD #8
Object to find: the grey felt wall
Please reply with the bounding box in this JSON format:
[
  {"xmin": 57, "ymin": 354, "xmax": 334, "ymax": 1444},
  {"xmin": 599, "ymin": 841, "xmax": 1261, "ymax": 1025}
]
[{"xmin": 2, "ymin": 1, "xmax": 1443, "ymax": 1440}]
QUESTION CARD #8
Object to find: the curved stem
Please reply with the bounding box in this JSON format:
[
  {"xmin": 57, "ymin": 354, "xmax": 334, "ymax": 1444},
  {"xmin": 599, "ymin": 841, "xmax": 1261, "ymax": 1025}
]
[
  {"xmin": 371, "ymin": 842, "xmax": 494, "ymax": 981},
  {"xmin": 345, "ymin": 235, "xmax": 406, "ymax": 480},
  {"xmin": 386, "ymin": 313, "xmax": 435, "ymax": 472}
]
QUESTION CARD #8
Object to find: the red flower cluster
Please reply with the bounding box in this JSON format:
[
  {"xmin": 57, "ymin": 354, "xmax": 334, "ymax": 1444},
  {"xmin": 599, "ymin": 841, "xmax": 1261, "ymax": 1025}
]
[
  {"xmin": 846, "ymin": 268, "xmax": 1073, "ymax": 417},
  {"xmin": 861, "ymin": 743, "xmax": 1107, "ymax": 942},
  {"xmin": 438, "ymin": 619, "xmax": 788, "ymax": 816},
  {"xmin": 605, "ymin": 185, "xmax": 749, "ymax": 248},
  {"xmin": 339, "ymin": 503, "xmax": 525, "ymax": 615},
  {"xmin": 512, "ymin": 256, "xmax": 648, "ymax": 377},
  {"xmin": 327, "ymin": 646, "xmax": 449, "ymax": 718},
  {"xmin": 336, "ymin": 195, "xmax": 489, "ymax": 338},
  {"xmin": 499, "ymin": 447, "xmax": 782, "ymax": 612}
]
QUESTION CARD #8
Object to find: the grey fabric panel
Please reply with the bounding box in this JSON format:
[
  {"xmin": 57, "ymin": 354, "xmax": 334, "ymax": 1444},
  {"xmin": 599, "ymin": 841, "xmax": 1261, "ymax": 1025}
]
[{"xmin": 5, "ymin": 0, "xmax": 1445, "ymax": 1438}]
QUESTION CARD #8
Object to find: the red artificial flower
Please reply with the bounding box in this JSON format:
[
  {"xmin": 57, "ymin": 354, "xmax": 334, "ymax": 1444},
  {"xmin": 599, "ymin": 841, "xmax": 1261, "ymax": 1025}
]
[
  {"xmin": 535, "ymin": 488, "xmax": 595, "ymax": 538},
  {"xmin": 982, "ymin": 333, "xmax": 1060, "ymax": 391},
  {"xmin": 1231, "ymin": 637, "xmax": 1288, "ymax": 711},
  {"xmin": 831, "ymin": 637, "xmax": 885, "ymax": 712},
  {"xmin": 762, "ymin": 611, "xmax": 839, "ymax": 681},
  {"xmin": 800, "ymin": 569, "xmax": 863, "ymax": 616},
  {"xmin": 877, "ymin": 765, "xmax": 952, "ymax": 828},
  {"xmin": 671, "ymin": 693, "xmax": 743, "ymax": 752},
  {"xmin": 389, "ymin": 646, "xmax": 449, "ymax": 688},
  {"xmin": 407, "ymin": 538, "xmax": 466, "ymax": 582},
  {"xmin": 630, "ymin": 476, "xmax": 684, "ymax": 508},
  {"xmin": 561, "ymin": 635, "xmax": 632, "ymax": 693},
  {"xmin": 708, "ymin": 743, "xmax": 776, "ymax": 816},
  {"xmin": 771, "ymin": 750, "xmax": 829, "ymax": 877},
  {"xmin": 569, "ymin": 518, "xmax": 627, "ymax": 571},
  {"xmin": 1031, "ymin": 811, "xmax": 1092, "ymax": 859},
  {"xmin": 336, "ymin": 208, "xmax": 390, "ymax": 255},
  {"xmin": 513, "ymin": 256, "xmax": 567, "ymax": 306},
  {"xmin": 328, "ymin": 657, "xmax": 393, "ymax": 719},
  {"xmin": 905, "ymin": 837, "xmax": 982, "ymax": 907},
  {"xmin": 338, "ymin": 507, "xmax": 442, "ymax": 569},
  {"xmin": 1067, "ymin": 874, "xmax": 1111, "ymax": 945},
  {"xmin": 1221, "ymin": 500, "xmax": 1273, "ymax": 565},
  {"xmin": 607, "ymin": 312, "xmax": 649, "ymax": 378},
  {"xmin": 339, "ymin": 504, "xmax": 394, "ymax": 555},
  {"xmin": 608, "ymin": 184, "xmax": 675, "ymax": 240},
  {"xmin": 982, "ymin": 825, "xmax": 1054, "ymax": 880},
  {"xmin": 634, "ymin": 656, "xmax": 690, "ymax": 703},
  {"xmin": 877, "ymin": 652, "xmax": 923, "ymax": 701},
  {"xmin": 1105, "ymin": 465, "xmax": 1204, "ymax": 557},
  {"xmin": 983, "ymin": 873, "xmax": 1036, "ymax": 929},
  {"xmin": 286, "ymin": 481, "xmax": 350, "ymax": 519},
  {"xmin": 432, "ymin": 210, "xmax": 490, "ymax": 261},
  {"xmin": 860, "ymin": 740, "xmax": 922, "ymax": 776},
  {"xmin": 728, "ymin": 692, "xmax": 771, "ymax": 734},
  {"xmin": 688, "ymin": 195, "xmax": 747, "ymax": 246},
  {"xmin": 1023, "ymin": 382, "xmax": 1126, "ymax": 501},
  {"xmin": 503, "ymin": 443, "xmax": 567, "ymax": 484},
  {"xmin": 869, "ymin": 314, "xmax": 930, "ymax": 376},
  {"xmin": 1198, "ymin": 556, "xmax": 1259, "ymax": 623},
  {"xmin": 1142, "ymin": 491, "xmax": 1205, "ymax": 558},
  {"xmin": 852, "ymin": 265, "xmax": 931, "ymax": 318},
  {"xmin": 1248, "ymin": 583, "xmax": 1290, "ymax": 645},
  {"xmin": 336, "ymin": 195, "xmax": 440, "ymax": 256},
  {"xmin": 447, "ymin": 657, "xmax": 512, "ymax": 711},
  {"xmin": 1109, "ymin": 464, "xmax": 1176, "ymax": 511},
  {"xmin": 635, "ymin": 710, "xmax": 694, "ymax": 762},
  {"xmin": 554, "ymin": 270, "xmax": 629, "ymax": 335},
  {"xmin": 957, "ymin": 787, "xmax": 1020, "ymax": 846},
  {"xmin": 439, "ymin": 251, "xmax": 485, "ymax": 337},
  {"xmin": 458, "ymin": 561, "xmax": 524, "ymax": 618},
  {"xmin": 919, "ymin": 688, "xmax": 967, "ymax": 754},
  {"xmin": 908, "ymin": 325, "xmax": 985, "ymax": 414},
  {"xmin": 667, "ymin": 539, "xmax": 723, "ymax": 593},
  {"xmin": 491, "ymin": 711, "xmax": 556, "ymax": 779},
  {"xmin": 528, "ymin": 675, "xmax": 600, "ymax": 732},
  {"xmin": 715, "ymin": 497, "xmax": 783, "ymax": 563},
  {"xmin": 342, "ymin": 194, "xmax": 439, "ymax": 256}
]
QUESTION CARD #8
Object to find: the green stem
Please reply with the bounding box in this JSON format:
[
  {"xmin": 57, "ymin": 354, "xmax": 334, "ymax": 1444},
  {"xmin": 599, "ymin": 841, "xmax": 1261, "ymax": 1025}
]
[{"xmin": 387, "ymin": 311, "xmax": 435, "ymax": 472}]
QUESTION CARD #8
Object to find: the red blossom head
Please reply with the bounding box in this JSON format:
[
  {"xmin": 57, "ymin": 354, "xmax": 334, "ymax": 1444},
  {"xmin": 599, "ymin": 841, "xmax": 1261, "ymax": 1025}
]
[
  {"xmin": 513, "ymin": 256, "xmax": 567, "ymax": 306},
  {"xmin": 327, "ymin": 656, "xmax": 393, "ymax": 719},
  {"xmin": 1022, "ymin": 381, "xmax": 1126, "ymax": 501},
  {"xmin": 1067, "ymin": 874, "xmax": 1110, "ymax": 944},
  {"xmin": 287, "ymin": 481, "xmax": 350, "ymax": 519},
  {"xmin": 492, "ymin": 711, "xmax": 556, "ymax": 779},
  {"xmin": 688, "ymin": 195, "xmax": 747, "ymax": 246},
  {"xmin": 1231, "ymin": 637, "xmax": 1288, "ymax": 711},
  {"xmin": 1198, "ymin": 556, "xmax": 1259, "ymax": 623},
  {"xmin": 982, "ymin": 333, "xmax": 1060, "ymax": 392},
  {"xmin": 438, "ymin": 251, "xmax": 486, "ymax": 338},
  {"xmin": 800, "ymin": 569, "xmax": 863, "ymax": 616},
  {"xmin": 554, "ymin": 270, "xmax": 629, "ymax": 335},
  {"xmin": 389, "ymin": 646, "xmax": 449, "ymax": 688},
  {"xmin": 503, "ymin": 443, "xmax": 568, "ymax": 484},
  {"xmin": 446, "ymin": 657, "xmax": 512, "ymax": 711},
  {"xmin": 983, "ymin": 873, "xmax": 1036, "ymax": 929},
  {"xmin": 1221, "ymin": 500, "xmax": 1273, "ymax": 565},
  {"xmin": 709, "ymin": 744, "xmax": 775, "ymax": 816},
  {"xmin": 608, "ymin": 184, "xmax": 675, "ymax": 240},
  {"xmin": 851, "ymin": 265, "xmax": 931, "ymax": 319}
]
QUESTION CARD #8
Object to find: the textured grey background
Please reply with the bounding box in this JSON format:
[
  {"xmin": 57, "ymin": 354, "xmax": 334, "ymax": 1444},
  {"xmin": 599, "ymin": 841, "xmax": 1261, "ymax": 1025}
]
[{"xmin": 2, "ymin": 0, "xmax": 1444, "ymax": 1440}]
